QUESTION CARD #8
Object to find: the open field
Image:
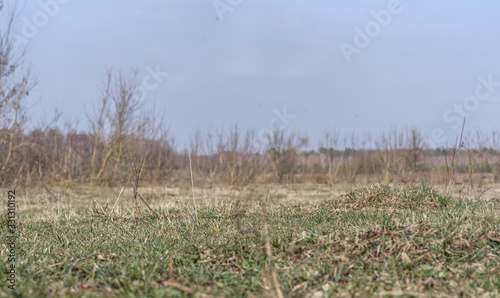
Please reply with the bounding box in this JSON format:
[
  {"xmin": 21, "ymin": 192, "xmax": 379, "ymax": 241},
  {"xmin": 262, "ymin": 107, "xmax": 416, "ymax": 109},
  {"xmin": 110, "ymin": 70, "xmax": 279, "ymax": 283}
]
[
  {"xmin": 1, "ymin": 183, "xmax": 499, "ymax": 297},
  {"xmin": 2, "ymin": 1, "xmax": 500, "ymax": 297}
]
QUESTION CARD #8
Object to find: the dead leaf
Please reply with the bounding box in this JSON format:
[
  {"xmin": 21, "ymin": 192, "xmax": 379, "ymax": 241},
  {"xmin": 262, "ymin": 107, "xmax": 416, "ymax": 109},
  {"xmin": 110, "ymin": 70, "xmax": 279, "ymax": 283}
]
[{"xmin": 400, "ymin": 252, "xmax": 411, "ymax": 264}]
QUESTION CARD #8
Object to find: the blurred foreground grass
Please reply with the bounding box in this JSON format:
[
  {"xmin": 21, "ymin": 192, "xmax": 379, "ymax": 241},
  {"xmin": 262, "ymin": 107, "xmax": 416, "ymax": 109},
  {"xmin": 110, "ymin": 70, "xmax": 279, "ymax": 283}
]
[{"xmin": 1, "ymin": 183, "xmax": 499, "ymax": 297}]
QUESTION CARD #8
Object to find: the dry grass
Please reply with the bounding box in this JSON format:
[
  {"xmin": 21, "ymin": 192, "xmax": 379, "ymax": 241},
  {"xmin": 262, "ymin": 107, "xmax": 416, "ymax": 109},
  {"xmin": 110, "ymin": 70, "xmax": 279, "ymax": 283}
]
[{"xmin": 323, "ymin": 183, "xmax": 452, "ymax": 210}]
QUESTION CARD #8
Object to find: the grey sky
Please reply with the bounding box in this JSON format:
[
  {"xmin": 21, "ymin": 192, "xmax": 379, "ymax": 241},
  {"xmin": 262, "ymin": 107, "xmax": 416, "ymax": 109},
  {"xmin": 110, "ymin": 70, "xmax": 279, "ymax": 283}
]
[{"xmin": 9, "ymin": 0, "xmax": 500, "ymax": 149}]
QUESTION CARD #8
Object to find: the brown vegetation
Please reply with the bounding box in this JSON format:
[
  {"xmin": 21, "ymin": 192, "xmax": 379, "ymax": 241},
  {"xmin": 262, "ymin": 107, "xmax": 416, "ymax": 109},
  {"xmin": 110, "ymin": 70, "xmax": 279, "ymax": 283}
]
[{"xmin": 1, "ymin": 118, "xmax": 499, "ymax": 188}]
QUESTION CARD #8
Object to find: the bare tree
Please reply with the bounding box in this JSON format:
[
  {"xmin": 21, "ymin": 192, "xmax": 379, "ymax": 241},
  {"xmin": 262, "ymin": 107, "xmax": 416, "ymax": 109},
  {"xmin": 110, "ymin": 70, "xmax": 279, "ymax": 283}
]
[
  {"xmin": 319, "ymin": 128, "xmax": 340, "ymax": 186},
  {"xmin": 225, "ymin": 124, "xmax": 240, "ymax": 184},
  {"xmin": 490, "ymin": 130, "xmax": 499, "ymax": 151},
  {"xmin": 405, "ymin": 127, "xmax": 426, "ymax": 172},
  {"xmin": 266, "ymin": 126, "xmax": 308, "ymax": 183},
  {"xmin": 88, "ymin": 69, "xmax": 146, "ymax": 184},
  {"xmin": 338, "ymin": 131, "xmax": 361, "ymax": 183},
  {"xmin": 87, "ymin": 71, "xmax": 111, "ymax": 185},
  {"xmin": 0, "ymin": 4, "xmax": 37, "ymax": 179},
  {"xmin": 189, "ymin": 126, "xmax": 204, "ymax": 175},
  {"xmin": 491, "ymin": 130, "xmax": 500, "ymax": 183},
  {"xmin": 203, "ymin": 125, "xmax": 219, "ymax": 181},
  {"xmin": 218, "ymin": 124, "xmax": 257, "ymax": 184}
]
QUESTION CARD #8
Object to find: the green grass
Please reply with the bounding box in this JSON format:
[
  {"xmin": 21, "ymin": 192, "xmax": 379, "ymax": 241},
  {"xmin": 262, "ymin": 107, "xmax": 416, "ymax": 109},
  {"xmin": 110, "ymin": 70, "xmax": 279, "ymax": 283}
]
[{"xmin": 1, "ymin": 183, "xmax": 499, "ymax": 297}]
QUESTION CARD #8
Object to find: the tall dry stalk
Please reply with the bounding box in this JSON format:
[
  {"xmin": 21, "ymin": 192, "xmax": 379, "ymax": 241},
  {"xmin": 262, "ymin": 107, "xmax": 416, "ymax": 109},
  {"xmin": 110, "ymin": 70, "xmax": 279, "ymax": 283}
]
[
  {"xmin": 131, "ymin": 158, "xmax": 157, "ymax": 216},
  {"xmin": 188, "ymin": 153, "xmax": 198, "ymax": 225},
  {"xmin": 444, "ymin": 118, "xmax": 466, "ymax": 193}
]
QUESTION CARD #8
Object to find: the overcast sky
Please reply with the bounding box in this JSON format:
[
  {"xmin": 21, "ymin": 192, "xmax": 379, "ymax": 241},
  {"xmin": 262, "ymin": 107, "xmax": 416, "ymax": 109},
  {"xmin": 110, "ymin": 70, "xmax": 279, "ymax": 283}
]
[{"xmin": 7, "ymin": 0, "xmax": 500, "ymax": 149}]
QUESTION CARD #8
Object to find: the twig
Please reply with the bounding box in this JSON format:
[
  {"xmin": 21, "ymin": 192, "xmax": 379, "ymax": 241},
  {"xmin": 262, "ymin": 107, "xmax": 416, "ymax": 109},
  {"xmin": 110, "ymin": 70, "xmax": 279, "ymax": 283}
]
[
  {"xmin": 199, "ymin": 194, "xmax": 203, "ymax": 226},
  {"xmin": 188, "ymin": 153, "xmax": 198, "ymax": 225},
  {"xmin": 49, "ymin": 252, "xmax": 98, "ymax": 268},
  {"xmin": 445, "ymin": 117, "xmax": 466, "ymax": 193},
  {"xmin": 132, "ymin": 182, "xmax": 158, "ymax": 216},
  {"xmin": 110, "ymin": 186, "xmax": 125, "ymax": 214},
  {"xmin": 131, "ymin": 160, "xmax": 143, "ymax": 213},
  {"xmin": 73, "ymin": 253, "xmax": 99, "ymax": 265},
  {"xmin": 130, "ymin": 157, "xmax": 157, "ymax": 216}
]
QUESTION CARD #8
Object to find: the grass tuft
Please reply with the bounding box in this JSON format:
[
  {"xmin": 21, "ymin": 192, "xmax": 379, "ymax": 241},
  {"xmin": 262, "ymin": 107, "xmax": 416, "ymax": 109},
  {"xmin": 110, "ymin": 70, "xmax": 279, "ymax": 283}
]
[{"xmin": 324, "ymin": 183, "xmax": 452, "ymax": 210}]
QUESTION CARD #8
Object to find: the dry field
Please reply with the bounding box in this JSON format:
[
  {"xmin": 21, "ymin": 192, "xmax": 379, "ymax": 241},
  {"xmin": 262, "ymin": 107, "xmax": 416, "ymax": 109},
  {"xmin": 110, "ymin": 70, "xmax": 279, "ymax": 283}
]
[{"xmin": 1, "ymin": 183, "xmax": 499, "ymax": 297}]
